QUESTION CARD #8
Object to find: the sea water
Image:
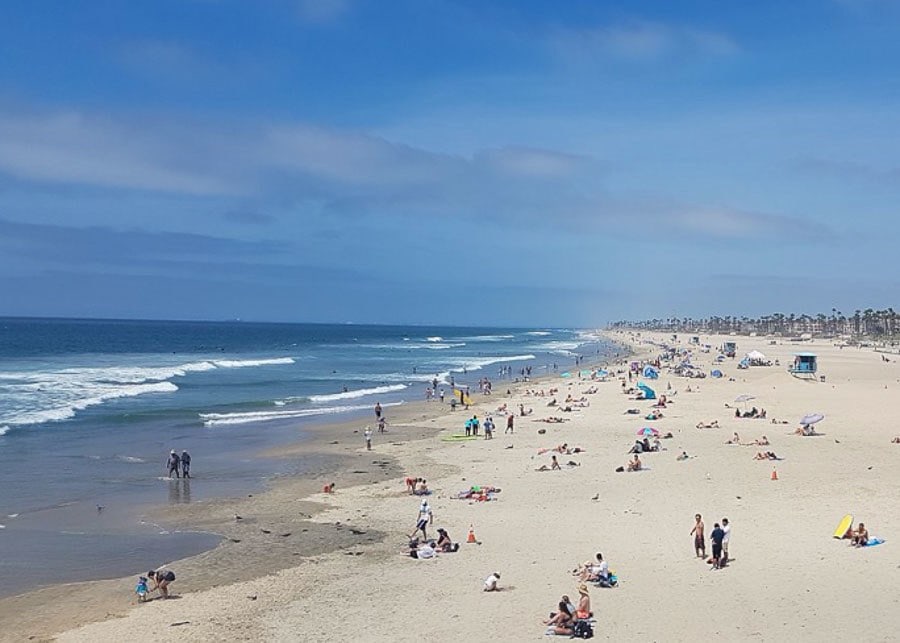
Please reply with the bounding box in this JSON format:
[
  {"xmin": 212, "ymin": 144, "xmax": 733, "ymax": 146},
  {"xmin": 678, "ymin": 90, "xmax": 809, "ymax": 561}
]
[{"xmin": 0, "ymin": 318, "xmax": 617, "ymax": 596}]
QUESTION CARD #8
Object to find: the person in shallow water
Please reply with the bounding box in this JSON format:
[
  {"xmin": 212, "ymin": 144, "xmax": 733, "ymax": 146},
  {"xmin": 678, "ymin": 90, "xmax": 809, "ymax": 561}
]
[
  {"xmin": 166, "ymin": 450, "xmax": 180, "ymax": 478},
  {"xmin": 180, "ymin": 450, "xmax": 191, "ymax": 479}
]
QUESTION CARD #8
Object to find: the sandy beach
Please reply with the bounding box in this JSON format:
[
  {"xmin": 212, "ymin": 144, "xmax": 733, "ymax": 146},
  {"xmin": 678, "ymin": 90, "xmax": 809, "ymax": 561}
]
[{"xmin": 6, "ymin": 331, "xmax": 900, "ymax": 642}]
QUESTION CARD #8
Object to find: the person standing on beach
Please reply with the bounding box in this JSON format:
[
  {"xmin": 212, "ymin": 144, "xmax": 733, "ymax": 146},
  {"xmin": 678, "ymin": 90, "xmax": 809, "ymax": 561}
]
[
  {"xmin": 690, "ymin": 514, "xmax": 706, "ymax": 558},
  {"xmin": 180, "ymin": 450, "xmax": 191, "ymax": 479},
  {"xmin": 721, "ymin": 518, "xmax": 731, "ymax": 565},
  {"xmin": 364, "ymin": 427, "xmax": 373, "ymax": 451},
  {"xmin": 439, "ymin": 388, "xmax": 445, "ymax": 403},
  {"xmin": 166, "ymin": 450, "xmax": 180, "ymax": 479},
  {"xmin": 710, "ymin": 522, "xmax": 725, "ymax": 569},
  {"xmin": 374, "ymin": 402, "xmax": 382, "ymax": 420},
  {"xmin": 506, "ymin": 414, "xmax": 514, "ymax": 434}
]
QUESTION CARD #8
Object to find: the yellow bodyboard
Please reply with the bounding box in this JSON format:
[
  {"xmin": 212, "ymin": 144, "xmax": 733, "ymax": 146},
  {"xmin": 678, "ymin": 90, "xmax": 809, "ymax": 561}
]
[{"xmin": 833, "ymin": 514, "xmax": 853, "ymax": 539}]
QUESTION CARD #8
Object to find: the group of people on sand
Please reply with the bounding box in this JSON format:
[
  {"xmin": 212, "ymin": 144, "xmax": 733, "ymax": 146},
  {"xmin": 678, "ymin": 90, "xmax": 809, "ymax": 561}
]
[
  {"xmin": 843, "ymin": 521, "xmax": 872, "ymax": 547},
  {"xmin": 734, "ymin": 406, "xmax": 767, "ymax": 419},
  {"xmin": 407, "ymin": 499, "xmax": 461, "ymax": 558},
  {"xmin": 537, "ymin": 443, "xmax": 585, "ymax": 456},
  {"xmin": 404, "ymin": 476, "xmax": 430, "ymax": 495},
  {"xmin": 794, "ymin": 423, "xmax": 821, "ymax": 436},
  {"xmin": 536, "ymin": 454, "xmax": 580, "ymax": 471},
  {"xmin": 691, "ymin": 514, "xmax": 732, "ymax": 570},
  {"xmin": 135, "ymin": 567, "xmax": 176, "ymax": 602},
  {"xmin": 543, "ymin": 551, "xmax": 619, "ymax": 636}
]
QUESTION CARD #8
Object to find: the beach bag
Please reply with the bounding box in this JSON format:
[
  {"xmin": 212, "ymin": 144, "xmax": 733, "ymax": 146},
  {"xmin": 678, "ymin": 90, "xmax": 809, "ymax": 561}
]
[
  {"xmin": 163, "ymin": 571, "xmax": 176, "ymax": 582},
  {"xmin": 573, "ymin": 620, "xmax": 594, "ymax": 639}
]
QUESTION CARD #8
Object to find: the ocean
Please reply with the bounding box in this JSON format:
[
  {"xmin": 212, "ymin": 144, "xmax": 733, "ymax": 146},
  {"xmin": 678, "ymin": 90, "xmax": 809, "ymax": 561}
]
[{"xmin": 0, "ymin": 318, "xmax": 617, "ymax": 597}]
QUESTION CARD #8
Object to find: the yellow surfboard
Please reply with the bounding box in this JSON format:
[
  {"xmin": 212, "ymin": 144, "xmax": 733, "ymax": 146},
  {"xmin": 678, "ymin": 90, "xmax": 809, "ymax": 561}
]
[
  {"xmin": 833, "ymin": 514, "xmax": 853, "ymax": 539},
  {"xmin": 453, "ymin": 389, "xmax": 473, "ymax": 406}
]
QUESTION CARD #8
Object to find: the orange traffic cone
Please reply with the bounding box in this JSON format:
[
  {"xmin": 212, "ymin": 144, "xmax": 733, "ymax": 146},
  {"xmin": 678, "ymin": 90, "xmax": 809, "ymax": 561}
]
[
  {"xmin": 467, "ymin": 525, "xmax": 477, "ymax": 543},
  {"xmin": 771, "ymin": 467, "xmax": 778, "ymax": 481}
]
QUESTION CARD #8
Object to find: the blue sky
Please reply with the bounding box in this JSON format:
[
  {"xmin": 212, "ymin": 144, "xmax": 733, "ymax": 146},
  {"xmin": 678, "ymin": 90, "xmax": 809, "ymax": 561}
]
[{"xmin": 1, "ymin": 0, "xmax": 899, "ymax": 326}]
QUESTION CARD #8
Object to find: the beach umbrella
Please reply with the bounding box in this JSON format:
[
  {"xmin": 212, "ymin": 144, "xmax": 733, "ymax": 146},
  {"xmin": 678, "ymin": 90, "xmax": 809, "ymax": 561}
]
[
  {"xmin": 636, "ymin": 382, "xmax": 656, "ymax": 399},
  {"xmin": 636, "ymin": 427, "xmax": 659, "ymax": 436},
  {"xmin": 799, "ymin": 413, "xmax": 825, "ymax": 425},
  {"xmin": 734, "ymin": 394, "xmax": 756, "ymax": 403}
]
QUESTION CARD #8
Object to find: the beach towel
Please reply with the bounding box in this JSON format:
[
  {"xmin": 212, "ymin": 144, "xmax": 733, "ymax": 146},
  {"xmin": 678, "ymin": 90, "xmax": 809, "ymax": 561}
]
[{"xmin": 864, "ymin": 538, "xmax": 885, "ymax": 547}]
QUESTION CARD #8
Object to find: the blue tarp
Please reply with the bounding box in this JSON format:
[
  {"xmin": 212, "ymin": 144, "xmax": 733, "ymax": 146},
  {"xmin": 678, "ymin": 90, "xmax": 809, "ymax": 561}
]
[
  {"xmin": 642, "ymin": 365, "xmax": 659, "ymax": 379},
  {"xmin": 637, "ymin": 382, "xmax": 656, "ymax": 399}
]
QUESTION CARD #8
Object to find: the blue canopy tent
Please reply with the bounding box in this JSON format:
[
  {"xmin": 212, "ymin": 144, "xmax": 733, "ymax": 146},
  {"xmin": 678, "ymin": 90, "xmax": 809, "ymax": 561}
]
[
  {"xmin": 642, "ymin": 365, "xmax": 659, "ymax": 379},
  {"xmin": 711, "ymin": 369, "xmax": 724, "ymax": 378},
  {"xmin": 637, "ymin": 382, "xmax": 656, "ymax": 399}
]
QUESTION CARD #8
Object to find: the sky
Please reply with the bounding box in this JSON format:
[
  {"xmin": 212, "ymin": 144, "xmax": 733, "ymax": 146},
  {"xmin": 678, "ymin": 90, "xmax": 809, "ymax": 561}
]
[{"xmin": 1, "ymin": 0, "xmax": 899, "ymax": 326}]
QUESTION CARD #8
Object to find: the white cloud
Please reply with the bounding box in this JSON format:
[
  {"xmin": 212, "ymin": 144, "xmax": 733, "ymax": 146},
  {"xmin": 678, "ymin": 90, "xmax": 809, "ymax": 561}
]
[
  {"xmin": 0, "ymin": 112, "xmax": 240, "ymax": 196},
  {"xmin": 297, "ymin": 0, "xmax": 349, "ymax": 24},
  {"xmin": 549, "ymin": 20, "xmax": 739, "ymax": 62}
]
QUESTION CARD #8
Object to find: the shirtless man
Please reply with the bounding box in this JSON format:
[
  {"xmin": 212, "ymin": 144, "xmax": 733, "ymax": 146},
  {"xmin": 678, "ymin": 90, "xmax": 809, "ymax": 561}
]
[{"xmin": 690, "ymin": 514, "xmax": 706, "ymax": 558}]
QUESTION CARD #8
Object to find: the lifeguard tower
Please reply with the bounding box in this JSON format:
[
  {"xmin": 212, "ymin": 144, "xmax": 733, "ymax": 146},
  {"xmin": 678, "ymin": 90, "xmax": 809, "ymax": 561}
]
[
  {"xmin": 723, "ymin": 341, "xmax": 737, "ymax": 358},
  {"xmin": 790, "ymin": 352, "xmax": 818, "ymax": 379}
]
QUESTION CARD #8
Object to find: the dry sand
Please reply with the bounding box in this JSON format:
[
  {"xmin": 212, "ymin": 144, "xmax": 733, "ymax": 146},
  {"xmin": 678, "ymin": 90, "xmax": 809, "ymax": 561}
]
[{"xmin": 8, "ymin": 332, "xmax": 900, "ymax": 641}]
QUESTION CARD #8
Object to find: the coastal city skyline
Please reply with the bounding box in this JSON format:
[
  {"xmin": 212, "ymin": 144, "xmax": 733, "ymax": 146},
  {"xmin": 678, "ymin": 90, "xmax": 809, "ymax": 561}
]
[{"xmin": 2, "ymin": 1, "xmax": 898, "ymax": 325}]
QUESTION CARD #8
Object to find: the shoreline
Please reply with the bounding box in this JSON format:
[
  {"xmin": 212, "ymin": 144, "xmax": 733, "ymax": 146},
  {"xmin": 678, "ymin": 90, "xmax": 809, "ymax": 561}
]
[{"xmin": 0, "ymin": 340, "xmax": 629, "ymax": 641}]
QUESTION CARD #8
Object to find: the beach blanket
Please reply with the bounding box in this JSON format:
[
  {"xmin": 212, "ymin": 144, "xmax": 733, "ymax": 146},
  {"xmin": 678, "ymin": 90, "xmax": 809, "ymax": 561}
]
[{"xmin": 864, "ymin": 538, "xmax": 885, "ymax": 547}]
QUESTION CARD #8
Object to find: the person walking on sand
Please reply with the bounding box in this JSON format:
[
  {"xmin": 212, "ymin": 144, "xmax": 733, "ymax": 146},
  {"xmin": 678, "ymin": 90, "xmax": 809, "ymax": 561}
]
[
  {"xmin": 506, "ymin": 414, "xmax": 514, "ymax": 434},
  {"xmin": 180, "ymin": 450, "xmax": 191, "ymax": 479},
  {"xmin": 410, "ymin": 499, "xmax": 433, "ymax": 540},
  {"xmin": 374, "ymin": 402, "xmax": 382, "ymax": 420},
  {"xmin": 721, "ymin": 518, "xmax": 731, "ymax": 565},
  {"xmin": 691, "ymin": 514, "xmax": 706, "ymax": 558},
  {"xmin": 364, "ymin": 427, "xmax": 373, "ymax": 451},
  {"xmin": 166, "ymin": 450, "xmax": 180, "ymax": 479}
]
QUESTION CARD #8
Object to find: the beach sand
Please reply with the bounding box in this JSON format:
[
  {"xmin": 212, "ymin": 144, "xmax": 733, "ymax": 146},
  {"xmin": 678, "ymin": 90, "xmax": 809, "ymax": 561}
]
[{"xmin": 6, "ymin": 332, "xmax": 900, "ymax": 641}]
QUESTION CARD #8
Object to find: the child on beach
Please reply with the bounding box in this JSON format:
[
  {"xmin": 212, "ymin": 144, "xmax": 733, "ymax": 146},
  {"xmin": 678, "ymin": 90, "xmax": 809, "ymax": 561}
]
[
  {"xmin": 364, "ymin": 427, "xmax": 373, "ymax": 450},
  {"xmin": 135, "ymin": 576, "xmax": 149, "ymax": 602},
  {"xmin": 484, "ymin": 572, "xmax": 501, "ymax": 591}
]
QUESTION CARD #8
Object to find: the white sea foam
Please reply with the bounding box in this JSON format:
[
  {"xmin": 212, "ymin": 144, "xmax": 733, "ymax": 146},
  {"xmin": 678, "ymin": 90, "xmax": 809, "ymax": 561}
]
[
  {"xmin": 307, "ymin": 384, "xmax": 407, "ymax": 404},
  {"xmin": 116, "ymin": 455, "xmax": 146, "ymax": 463},
  {"xmin": 200, "ymin": 401, "xmax": 403, "ymax": 427},
  {"xmin": 525, "ymin": 331, "xmax": 552, "ymax": 336},
  {"xmin": 3, "ymin": 382, "xmax": 179, "ymax": 426},
  {"xmin": 447, "ymin": 354, "xmax": 537, "ymax": 372},
  {"xmin": 212, "ymin": 357, "xmax": 295, "ymax": 368},
  {"xmin": 0, "ymin": 355, "xmax": 295, "ymax": 428},
  {"xmin": 462, "ymin": 335, "xmax": 515, "ymax": 342},
  {"xmin": 425, "ymin": 336, "xmax": 443, "ymax": 342}
]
